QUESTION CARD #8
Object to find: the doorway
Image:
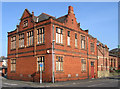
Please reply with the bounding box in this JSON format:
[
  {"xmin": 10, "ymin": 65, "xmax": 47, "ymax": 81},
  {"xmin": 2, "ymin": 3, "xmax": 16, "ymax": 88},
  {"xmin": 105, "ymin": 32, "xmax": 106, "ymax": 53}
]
[{"xmin": 91, "ymin": 62, "xmax": 94, "ymax": 79}]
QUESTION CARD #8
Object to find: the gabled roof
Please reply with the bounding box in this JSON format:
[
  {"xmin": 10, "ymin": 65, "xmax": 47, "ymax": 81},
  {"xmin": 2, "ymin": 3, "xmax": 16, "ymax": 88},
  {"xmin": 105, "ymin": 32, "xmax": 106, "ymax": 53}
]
[
  {"xmin": 109, "ymin": 48, "xmax": 120, "ymax": 57},
  {"xmin": 8, "ymin": 29, "xmax": 17, "ymax": 33},
  {"xmin": 24, "ymin": 8, "xmax": 31, "ymax": 15},
  {"xmin": 20, "ymin": 8, "xmax": 32, "ymax": 20},
  {"xmin": 34, "ymin": 13, "xmax": 56, "ymax": 22},
  {"xmin": 109, "ymin": 48, "xmax": 120, "ymax": 53},
  {"xmin": 56, "ymin": 15, "xmax": 68, "ymax": 23},
  {"xmin": 97, "ymin": 40, "xmax": 105, "ymax": 46},
  {"xmin": 88, "ymin": 34, "xmax": 95, "ymax": 39}
]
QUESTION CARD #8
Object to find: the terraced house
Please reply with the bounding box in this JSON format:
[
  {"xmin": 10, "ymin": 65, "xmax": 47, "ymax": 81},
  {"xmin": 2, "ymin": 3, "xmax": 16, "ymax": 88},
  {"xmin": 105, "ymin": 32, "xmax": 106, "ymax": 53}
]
[
  {"xmin": 97, "ymin": 41, "xmax": 110, "ymax": 78},
  {"xmin": 7, "ymin": 6, "xmax": 98, "ymax": 82}
]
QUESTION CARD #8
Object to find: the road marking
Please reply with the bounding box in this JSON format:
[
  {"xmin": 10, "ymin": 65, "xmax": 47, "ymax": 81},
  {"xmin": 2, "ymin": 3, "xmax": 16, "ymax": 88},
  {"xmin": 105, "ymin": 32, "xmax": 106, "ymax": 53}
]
[{"xmin": 4, "ymin": 83, "xmax": 18, "ymax": 86}]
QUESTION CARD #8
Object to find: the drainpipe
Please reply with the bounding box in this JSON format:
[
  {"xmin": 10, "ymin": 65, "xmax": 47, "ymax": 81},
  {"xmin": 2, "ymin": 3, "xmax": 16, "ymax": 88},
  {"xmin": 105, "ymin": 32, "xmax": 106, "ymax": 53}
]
[
  {"xmin": 87, "ymin": 36, "xmax": 89, "ymax": 79},
  {"xmin": 52, "ymin": 24, "xmax": 55, "ymax": 83}
]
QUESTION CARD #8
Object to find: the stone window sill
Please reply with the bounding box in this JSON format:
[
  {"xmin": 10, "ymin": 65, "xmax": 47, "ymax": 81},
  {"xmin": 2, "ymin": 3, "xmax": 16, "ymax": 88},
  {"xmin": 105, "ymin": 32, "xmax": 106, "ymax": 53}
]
[
  {"xmin": 23, "ymin": 26, "xmax": 28, "ymax": 28},
  {"xmin": 56, "ymin": 70, "xmax": 64, "ymax": 73},
  {"xmin": 26, "ymin": 45, "xmax": 34, "ymax": 48},
  {"xmin": 36, "ymin": 43, "xmax": 45, "ymax": 46},
  {"xmin": 11, "ymin": 71, "xmax": 16, "ymax": 73},
  {"xmin": 81, "ymin": 48, "xmax": 86, "ymax": 51},
  {"xmin": 75, "ymin": 47, "xmax": 78, "ymax": 49},
  {"xmin": 18, "ymin": 47, "xmax": 25, "ymax": 49},
  {"xmin": 67, "ymin": 45, "xmax": 71, "ymax": 47},
  {"xmin": 10, "ymin": 49, "xmax": 16, "ymax": 51},
  {"xmin": 81, "ymin": 71, "xmax": 87, "ymax": 73},
  {"xmin": 56, "ymin": 43, "xmax": 64, "ymax": 46}
]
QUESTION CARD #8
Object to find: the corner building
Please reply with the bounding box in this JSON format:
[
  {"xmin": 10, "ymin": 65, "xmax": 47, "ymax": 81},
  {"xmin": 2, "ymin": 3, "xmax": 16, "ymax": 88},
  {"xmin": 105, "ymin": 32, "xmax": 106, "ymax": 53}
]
[{"xmin": 7, "ymin": 6, "xmax": 98, "ymax": 82}]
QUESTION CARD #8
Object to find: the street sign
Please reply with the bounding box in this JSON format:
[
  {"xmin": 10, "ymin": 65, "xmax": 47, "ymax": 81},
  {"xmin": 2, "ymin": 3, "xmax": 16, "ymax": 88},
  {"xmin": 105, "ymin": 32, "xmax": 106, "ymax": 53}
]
[{"xmin": 40, "ymin": 63, "xmax": 43, "ymax": 67}]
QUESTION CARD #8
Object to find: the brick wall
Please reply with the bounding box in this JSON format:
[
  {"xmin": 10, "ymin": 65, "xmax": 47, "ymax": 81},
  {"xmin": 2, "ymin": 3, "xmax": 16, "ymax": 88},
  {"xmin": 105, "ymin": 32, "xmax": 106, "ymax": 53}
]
[{"xmin": 7, "ymin": 6, "xmax": 98, "ymax": 82}]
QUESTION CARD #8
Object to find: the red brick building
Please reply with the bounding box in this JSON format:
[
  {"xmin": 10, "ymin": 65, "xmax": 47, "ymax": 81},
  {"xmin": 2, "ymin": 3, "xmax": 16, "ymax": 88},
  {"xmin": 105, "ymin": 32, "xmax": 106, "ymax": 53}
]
[
  {"xmin": 7, "ymin": 6, "xmax": 98, "ymax": 82},
  {"xmin": 97, "ymin": 41, "xmax": 110, "ymax": 78},
  {"xmin": 109, "ymin": 48, "xmax": 119, "ymax": 71},
  {"xmin": 0, "ymin": 58, "xmax": 2, "ymax": 76}
]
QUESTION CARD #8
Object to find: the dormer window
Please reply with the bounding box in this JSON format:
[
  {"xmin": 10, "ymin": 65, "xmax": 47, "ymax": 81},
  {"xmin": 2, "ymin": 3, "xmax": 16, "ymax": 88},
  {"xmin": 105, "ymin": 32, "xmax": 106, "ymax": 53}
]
[{"xmin": 23, "ymin": 20, "xmax": 28, "ymax": 27}]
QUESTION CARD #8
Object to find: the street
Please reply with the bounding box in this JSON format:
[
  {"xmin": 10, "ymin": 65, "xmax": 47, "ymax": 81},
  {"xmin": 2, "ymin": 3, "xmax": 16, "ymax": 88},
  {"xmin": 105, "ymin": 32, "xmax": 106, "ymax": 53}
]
[{"xmin": 1, "ymin": 76, "xmax": 120, "ymax": 88}]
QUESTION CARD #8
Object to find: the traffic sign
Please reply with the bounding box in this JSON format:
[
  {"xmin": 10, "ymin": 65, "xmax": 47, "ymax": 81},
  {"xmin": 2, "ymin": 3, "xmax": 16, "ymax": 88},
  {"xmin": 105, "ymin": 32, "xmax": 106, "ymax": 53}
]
[{"xmin": 40, "ymin": 63, "xmax": 43, "ymax": 67}]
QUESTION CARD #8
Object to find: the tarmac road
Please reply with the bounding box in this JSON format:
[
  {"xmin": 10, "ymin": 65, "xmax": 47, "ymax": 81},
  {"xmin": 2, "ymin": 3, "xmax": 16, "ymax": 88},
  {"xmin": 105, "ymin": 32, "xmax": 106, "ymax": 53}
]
[{"xmin": 1, "ymin": 76, "xmax": 120, "ymax": 88}]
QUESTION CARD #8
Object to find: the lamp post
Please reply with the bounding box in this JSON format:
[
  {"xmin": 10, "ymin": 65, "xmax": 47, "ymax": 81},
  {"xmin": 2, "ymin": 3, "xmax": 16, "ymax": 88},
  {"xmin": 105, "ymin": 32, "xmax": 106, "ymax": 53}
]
[{"xmin": 52, "ymin": 24, "xmax": 55, "ymax": 83}]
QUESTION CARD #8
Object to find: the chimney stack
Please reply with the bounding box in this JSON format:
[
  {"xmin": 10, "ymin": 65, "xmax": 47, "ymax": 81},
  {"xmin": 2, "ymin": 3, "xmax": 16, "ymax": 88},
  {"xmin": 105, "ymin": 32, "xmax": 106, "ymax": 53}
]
[
  {"xmin": 32, "ymin": 11, "xmax": 34, "ymax": 17},
  {"xmin": 68, "ymin": 6, "xmax": 74, "ymax": 14}
]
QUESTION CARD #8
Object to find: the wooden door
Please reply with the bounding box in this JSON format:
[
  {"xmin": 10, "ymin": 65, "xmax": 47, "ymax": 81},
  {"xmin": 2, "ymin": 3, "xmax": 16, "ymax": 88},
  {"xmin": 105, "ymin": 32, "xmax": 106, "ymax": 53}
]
[{"xmin": 91, "ymin": 62, "xmax": 94, "ymax": 78}]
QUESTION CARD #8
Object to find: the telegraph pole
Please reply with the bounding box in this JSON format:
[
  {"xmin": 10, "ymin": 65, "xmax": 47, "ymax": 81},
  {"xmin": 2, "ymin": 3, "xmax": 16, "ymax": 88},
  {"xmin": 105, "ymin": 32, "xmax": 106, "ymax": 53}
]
[{"xmin": 52, "ymin": 24, "xmax": 55, "ymax": 83}]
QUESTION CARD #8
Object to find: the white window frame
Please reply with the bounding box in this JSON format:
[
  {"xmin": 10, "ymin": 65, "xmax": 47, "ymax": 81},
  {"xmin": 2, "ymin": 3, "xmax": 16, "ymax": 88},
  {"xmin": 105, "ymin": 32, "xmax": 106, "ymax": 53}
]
[
  {"xmin": 81, "ymin": 35, "xmax": 85, "ymax": 49},
  {"xmin": 37, "ymin": 27, "xmax": 45, "ymax": 44},
  {"xmin": 67, "ymin": 31, "xmax": 70, "ymax": 46},
  {"xmin": 37, "ymin": 56, "xmax": 45, "ymax": 71},
  {"xmin": 56, "ymin": 56, "xmax": 63, "ymax": 71},
  {"xmin": 56, "ymin": 27, "xmax": 63, "ymax": 44},
  {"xmin": 81, "ymin": 59, "xmax": 86, "ymax": 72},
  {"xmin": 11, "ymin": 36, "xmax": 16, "ymax": 49},
  {"xmin": 11, "ymin": 59, "xmax": 16, "ymax": 72},
  {"xmin": 19, "ymin": 33, "xmax": 24, "ymax": 48},
  {"xmin": 75, "ymin": 33, "xmax": 77, "ymax": 47}
]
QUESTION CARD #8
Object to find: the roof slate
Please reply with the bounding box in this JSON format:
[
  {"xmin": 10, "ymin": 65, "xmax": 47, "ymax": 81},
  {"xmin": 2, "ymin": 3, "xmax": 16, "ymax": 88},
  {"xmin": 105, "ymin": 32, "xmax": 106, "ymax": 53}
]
[
  {"xmin": 34, "ymin": 13, "xmax": 56, "ymax": 22},
  {"xmin": 56, "ymin": 15, "xmax": 68, "ymax": 23},
  {"xmin": 109, "ymin": 48, "xmax": 120, "ymax": 57}
]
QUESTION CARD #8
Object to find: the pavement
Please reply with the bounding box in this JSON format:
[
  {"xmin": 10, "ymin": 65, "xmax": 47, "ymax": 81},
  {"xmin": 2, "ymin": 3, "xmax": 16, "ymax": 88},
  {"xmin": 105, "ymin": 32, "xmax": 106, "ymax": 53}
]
[{"xmin": 1, "ymin": 75, "xmax": 120, "ymax": 88}]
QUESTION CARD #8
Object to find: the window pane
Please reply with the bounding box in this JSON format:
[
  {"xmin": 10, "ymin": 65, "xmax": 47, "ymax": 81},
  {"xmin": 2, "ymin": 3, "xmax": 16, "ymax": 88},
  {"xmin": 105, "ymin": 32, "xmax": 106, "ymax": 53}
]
[
  {"xmin": 68, "ymin": 31, "xmax": 70, "ymax": 37},
  {"xmin": 37, "ymin": 34, "xmax": 39, "ymax": 44},
  {"xmin": 56, "ymin": 33, "xmax": 58, "ymax": 43},
  {"xmin": 61, "ymin": 34, "xmax": 63, "ymax": 44},
  {"xmin": 75, "ymin": 34, "xmax": 77, "ymax": 39},
  {"xmin": 56, "ymin": 62, "xmax": 59, "ymax": 71},
  {"xmin": 58, "ymin": 62, "xmax": 60, "ymax": 71},
  {"xmin": 59, "ymin": 34, "xmax": 60, "ymax": 43},
  {"xmin": 56, "ymin": 28, "xmax": 58, "ymax": 33},
  {"xmin": 43, "ymin": 33, "xmax": 44, "ymax": 43},
  {"xmin": 61, "ymin": 29, "xmax": 63, "ymax": 34},
  {"xmin": 68, "ymin": 37, "xmax": 70, "ymax": 45},
  {"xmin": 61, "ymin": 62, "xmax": 63, "ymax": 71},
  {"xmin": 75, "ymin": 39, "xmax": 77, "ymax": 47}
]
